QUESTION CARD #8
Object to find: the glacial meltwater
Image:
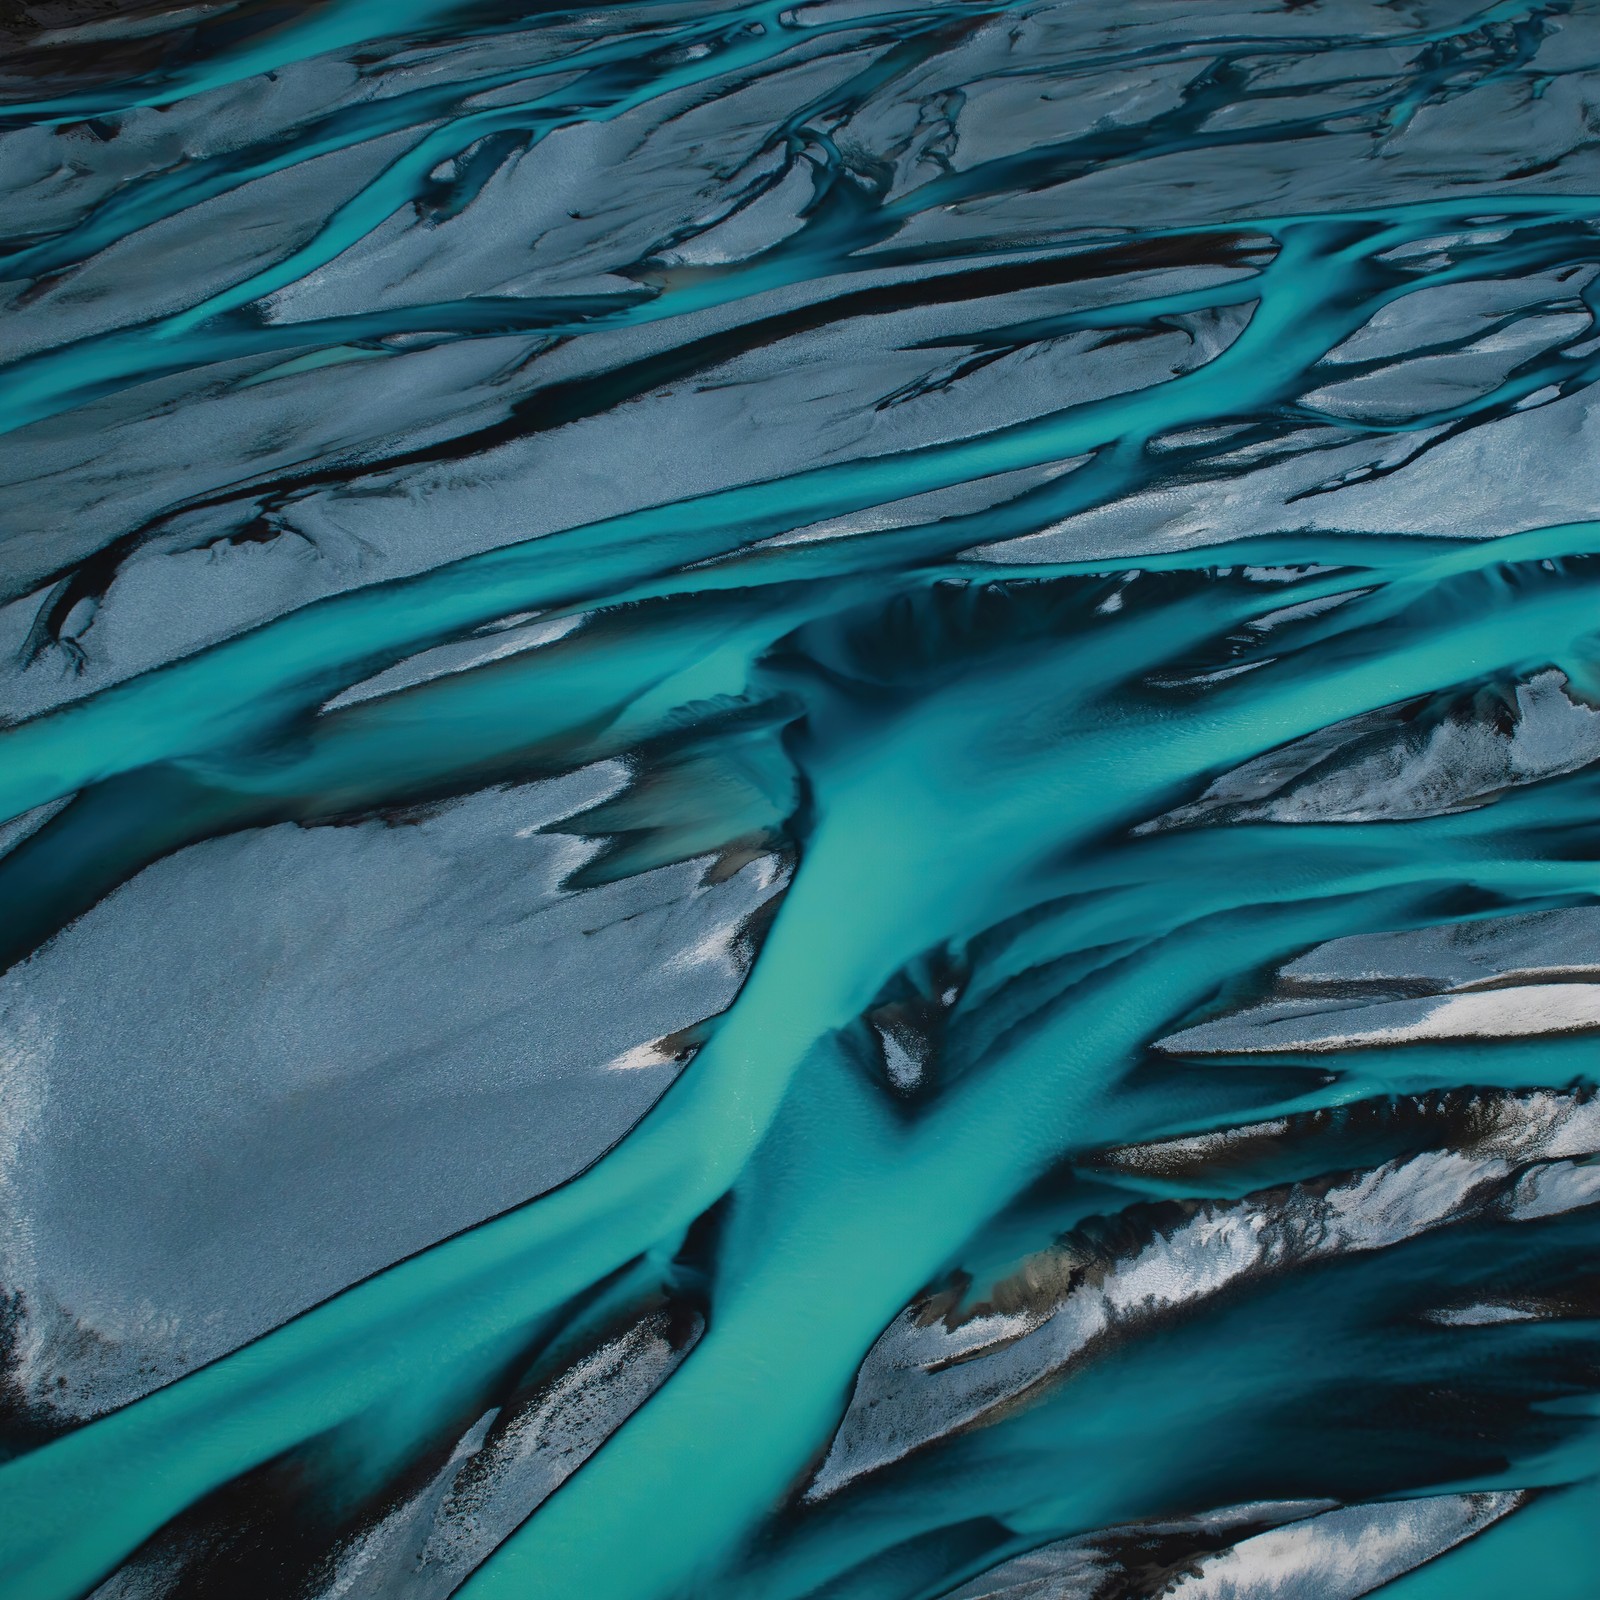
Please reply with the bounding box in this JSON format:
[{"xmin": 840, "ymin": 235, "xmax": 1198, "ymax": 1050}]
[{"xmin": 1, "ymin": 1, "xmax": 1599, "ymax": 1596}]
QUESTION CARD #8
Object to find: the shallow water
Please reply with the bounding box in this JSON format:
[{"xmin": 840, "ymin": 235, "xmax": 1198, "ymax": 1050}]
[{"xmin": 1, "ymin": 1, "xmax": 1599, "ymax": 1596}]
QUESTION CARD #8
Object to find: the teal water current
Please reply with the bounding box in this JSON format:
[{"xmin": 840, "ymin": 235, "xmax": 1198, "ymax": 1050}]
[{"xmin": 2, "ymin": 1, "xmax": 1600, "ymax": 1596}]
